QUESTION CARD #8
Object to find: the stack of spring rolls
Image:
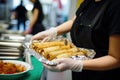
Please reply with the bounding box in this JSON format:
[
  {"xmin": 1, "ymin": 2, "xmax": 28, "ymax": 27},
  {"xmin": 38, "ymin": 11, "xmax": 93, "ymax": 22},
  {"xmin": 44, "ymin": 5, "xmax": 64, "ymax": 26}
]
[{"xmin": 30, "ymin": 40, "xmax": 89, "ymax": 61}]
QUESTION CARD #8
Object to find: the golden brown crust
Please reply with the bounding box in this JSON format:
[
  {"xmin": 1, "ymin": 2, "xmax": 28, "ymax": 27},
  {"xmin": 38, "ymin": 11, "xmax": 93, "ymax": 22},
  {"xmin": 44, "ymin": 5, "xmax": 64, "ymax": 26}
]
[{"xmin": 30, "ymin": 40, "xmax": 87, "ymax": 60}]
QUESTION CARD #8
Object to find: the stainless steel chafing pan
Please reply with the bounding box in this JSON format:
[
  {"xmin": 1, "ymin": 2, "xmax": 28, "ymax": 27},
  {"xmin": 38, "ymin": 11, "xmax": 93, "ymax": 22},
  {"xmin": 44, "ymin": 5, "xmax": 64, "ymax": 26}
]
[
  {"xmin": 0, "ymin": 52, "xmax": 21, "ymax": 56},
  {"xmin": 0, "ymin": 29, "xmax": 24, "ymax": 35},
  {"xmin": 0, "ymin": 47, "xmax": 20, "ymax": 50},
  {"xmin": 0, "ymin": 48, "xmax": 20, "ymax": 52},
  {"xmin": 0, "ymin": 39, "xmax": 24, "ymax": 43},
  {"xmin": 0, "ymin": 49, "xmax": 24, "ymax": 60},
  {"xmin": 0, "ymin": 41, "xmax": 23, "ymax": 48},
  {"xmin": 0, "ymin": 56, "xmax": 21, "ymax": 60},
  {"xmin": 1, "ymin": 34, "xmax": 25, "ymax": 41},
  {"xmin": 0, "ymin": 48, "xmax": 24, "ymax": 58}
]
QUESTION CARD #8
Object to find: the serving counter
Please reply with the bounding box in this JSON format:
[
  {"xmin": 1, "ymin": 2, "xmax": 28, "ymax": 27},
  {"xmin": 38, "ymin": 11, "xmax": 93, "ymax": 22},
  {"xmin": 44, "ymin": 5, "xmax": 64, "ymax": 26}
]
[
  {"xmin": 0, "ymin": 30, "xmax": 72, "ymax": 80},
  {"xmin": 21, "ymin": 56, "xmax": 43, "ymax": 80}
]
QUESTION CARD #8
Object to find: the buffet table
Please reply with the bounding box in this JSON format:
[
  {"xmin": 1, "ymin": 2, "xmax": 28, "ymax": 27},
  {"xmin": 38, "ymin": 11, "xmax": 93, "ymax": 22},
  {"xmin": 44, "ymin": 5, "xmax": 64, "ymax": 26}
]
[
  {"xmin": 21, "ymin": 56, "xmax": 43, "ymax": 80},
  {"xmin": 0, "ymin": 30, "xmax": 43, "ymax": 80}
]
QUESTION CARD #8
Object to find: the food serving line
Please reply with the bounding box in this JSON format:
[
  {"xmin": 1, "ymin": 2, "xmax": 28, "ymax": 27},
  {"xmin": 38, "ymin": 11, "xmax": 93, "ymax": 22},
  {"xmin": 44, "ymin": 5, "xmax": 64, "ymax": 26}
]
[
  {"xmin": 0, "ymin": 30, "xmax": 43, "ymax": 80},
  {"xmin": 0, "ymin": 30, "xmax": 95, "ymax": 80},
  {"xmin": 0, "ymin": 30, "xmax": 72, "ymax": 80}
]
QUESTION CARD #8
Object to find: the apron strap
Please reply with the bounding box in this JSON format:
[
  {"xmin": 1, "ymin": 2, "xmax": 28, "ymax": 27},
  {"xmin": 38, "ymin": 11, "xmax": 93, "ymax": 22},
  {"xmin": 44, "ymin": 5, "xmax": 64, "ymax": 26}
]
[{"xmin": 91, "ymin": 1, "xmax": 109, "ymax": 27}]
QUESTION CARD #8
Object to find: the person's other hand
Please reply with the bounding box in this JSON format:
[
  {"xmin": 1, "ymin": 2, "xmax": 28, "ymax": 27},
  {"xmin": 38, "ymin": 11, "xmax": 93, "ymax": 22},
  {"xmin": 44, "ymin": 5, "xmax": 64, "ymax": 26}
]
[
  {"xmin": 31, "ymin": 27, "xmax": 57, "ymax": 41},
  {"xmin": 43, "ymin": 58, "xmax": 83, "ymax": 72}
]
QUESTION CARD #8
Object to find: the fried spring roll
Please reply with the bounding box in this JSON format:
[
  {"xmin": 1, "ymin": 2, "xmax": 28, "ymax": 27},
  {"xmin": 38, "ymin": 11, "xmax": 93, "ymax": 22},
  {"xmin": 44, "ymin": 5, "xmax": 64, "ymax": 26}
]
[
  {"xmin": 56, "ymin": 52, "xmax": 85, "ymax": 59},
  {"xmin": 56, "ymin": 53, "xmax": 72, "ymax": 59},
  {"xmin": 35, "ymin": 41, "xmax": 65, "ymax": 48},
  {"xmin": 48, "ymin": 47, "xmax": 79, "ymax": 60},
  {"xmin": 31, "ymin": 41, "xmax": 65, "ymax": 54},
  {"xmin": 43, "ymin": 45, "xmax": 71, "ymax": 54},
  {"xmin": 43, "ymin": 46, "xmax": 60, "ymax": 53},
  {"xmin": 60, "ymin": 44, "xmax": 72, "ymax": 49},
  {"xmin": 74, "ymin": 52, "xmax": 85, "ymax": 56}
]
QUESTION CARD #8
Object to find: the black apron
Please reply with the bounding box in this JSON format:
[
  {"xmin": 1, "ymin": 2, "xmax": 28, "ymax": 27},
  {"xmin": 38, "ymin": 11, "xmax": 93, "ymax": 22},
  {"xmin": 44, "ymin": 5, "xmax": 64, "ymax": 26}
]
[
  {"xmin": 71, "ymin": 0, "xmax": 108, "ymax": 56},
  {"xmin": 70, "ymin": 1, "xmax": 120, "ymax": 80}
]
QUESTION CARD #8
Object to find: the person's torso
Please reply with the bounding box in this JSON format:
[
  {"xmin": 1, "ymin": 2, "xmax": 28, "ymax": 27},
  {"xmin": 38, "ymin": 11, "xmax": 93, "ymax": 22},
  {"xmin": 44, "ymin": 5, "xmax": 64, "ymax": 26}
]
[
  {"xmin": 16, "ymin": 5, "xmax": 27, "ymax": 19},
  {"xmin": 70, "ymin": 0, "xmax": 120, "ymax": 79},
  {"xmin": 32, "ymin": 2, "xmax": 44, "ymax": 24},
  {"xmin": 70, "ymin": 0, "xmax": 120, "ymax": 57}
]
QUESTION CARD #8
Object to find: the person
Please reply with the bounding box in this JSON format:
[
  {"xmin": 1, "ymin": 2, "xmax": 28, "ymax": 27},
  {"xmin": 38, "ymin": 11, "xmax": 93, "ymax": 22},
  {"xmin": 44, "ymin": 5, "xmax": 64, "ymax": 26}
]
[
  {"xmin": 31, "ymin": 0, "xmax": 120, "ymax": 80},
  {"xmin": 24, "ymin": 0, "xmax": 45, "ymax": 35},
  {"xmin": 14, "ymin": 0, "xmax": 28, "ymax": 31}
]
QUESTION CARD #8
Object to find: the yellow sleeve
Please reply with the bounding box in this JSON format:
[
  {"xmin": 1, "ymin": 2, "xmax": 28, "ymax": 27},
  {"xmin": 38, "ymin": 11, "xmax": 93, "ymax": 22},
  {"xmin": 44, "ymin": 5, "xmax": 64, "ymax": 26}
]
[{"xmin": 77, "ymin": 0, "xmax": 84, "ymax": 8}]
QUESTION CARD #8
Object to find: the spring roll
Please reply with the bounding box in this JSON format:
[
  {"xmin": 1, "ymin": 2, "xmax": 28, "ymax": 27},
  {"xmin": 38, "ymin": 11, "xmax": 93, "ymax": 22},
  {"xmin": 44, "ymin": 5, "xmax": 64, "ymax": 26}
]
[
  {"xmin": 43, "ymin": 44, "xmax": 71, "ymax": 54},
  {"xmin": 56, "ymin": 51, "xmax": 85, "ymax": 59},
  {"xmin": 56, "ymin": 53, "xmax": 72, "ymax": 59},
  {"xmin": 43, "ymin": 46, "xmax": 60, "ymax": 53},
  {"xmin": 48, "ymin": 47, "xmax": 79, "ymax": 60},
  {"xmin": 74, "ymin": 52, "xmax": 85, "ymax": 56},
  {"xmin": 35, "ymin": 41, "xmax": 65, "ymax": 48},
  {"xmin": 31, "ymin": 41, "xmax": 65, "ymax": 54}
]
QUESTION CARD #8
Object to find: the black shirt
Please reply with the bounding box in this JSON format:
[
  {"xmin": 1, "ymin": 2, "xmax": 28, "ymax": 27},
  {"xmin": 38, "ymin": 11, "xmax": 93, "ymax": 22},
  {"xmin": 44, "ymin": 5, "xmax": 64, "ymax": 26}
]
[
  {"xmin": 32, "ymin": 1, "xmax": 44, "ymax": 24},
  {"xmin": 30, "ymin": 1, "xmax": 45, "ymax": 35},
  {"xmin": 15, "ymin": 4, "xmax": 27, "ymax": 20},
  {"xmin": 73, "ymin": 0, "xmax": 120, "ymax": 56},
  {"xmin": 70, "ymin": 0, "xmax": 120, "ymax": 80}
]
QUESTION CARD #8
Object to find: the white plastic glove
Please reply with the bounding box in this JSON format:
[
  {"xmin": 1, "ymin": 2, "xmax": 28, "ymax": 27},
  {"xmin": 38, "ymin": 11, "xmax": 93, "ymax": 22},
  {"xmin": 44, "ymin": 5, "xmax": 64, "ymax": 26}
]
[
  {"xmin": 43, "ymin": 58, "xmax": 83, "ymax": 72},
  {"xmin": 31, "ymin": 27, "xmax": 57, "ymax": 41}
]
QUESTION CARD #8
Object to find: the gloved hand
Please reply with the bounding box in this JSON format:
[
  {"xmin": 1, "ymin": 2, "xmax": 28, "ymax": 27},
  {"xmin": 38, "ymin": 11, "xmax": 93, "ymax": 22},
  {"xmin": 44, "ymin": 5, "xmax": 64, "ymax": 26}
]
[
  {"xmin": 42, "ymin": 58, "xmax": 83, "ymax": 72},
  {"xmin": 31, "ymin": 27, "xmax": 57, "ymax": 41}
]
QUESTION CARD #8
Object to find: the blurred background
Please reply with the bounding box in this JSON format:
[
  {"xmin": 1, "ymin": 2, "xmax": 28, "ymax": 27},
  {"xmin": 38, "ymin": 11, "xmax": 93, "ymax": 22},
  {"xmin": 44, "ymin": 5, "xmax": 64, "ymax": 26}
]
[{"xmin": 0, "ymin": 0, "xmax": 83, "ymax": 31}]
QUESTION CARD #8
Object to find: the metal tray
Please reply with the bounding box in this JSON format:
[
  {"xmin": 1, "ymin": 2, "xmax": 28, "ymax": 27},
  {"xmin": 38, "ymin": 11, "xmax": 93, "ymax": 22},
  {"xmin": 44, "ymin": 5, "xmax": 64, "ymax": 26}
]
[
  {"xmin": 0, "ymin": 48, "xmax": 20, "ymax": 52},
  {"xmin": 0, "ymin": 52, "xmax": 22, "ymax": 56},
  {"xmin": 1, "ymin": 34, "xmax": 25, "ymax": 41},
  {"xmin": 0, "ymin": 41, "xmax": 23, "ymax": 48},
  {"xmin": 0, "ymin": 39, "xmax": 24, "ymax": 43},
  {"xmin": 0, "ymin": 56, "xmax": 22, "ymax": 60},
  {"xmin": 0, "ymin": 50, "xmax": 24, "ymax": 60},
  {"xmin": 0, "ymin": 29, "xmax": 24, "ymax": 35},
  {"xmin": 24, "ymin": 43, "xmax": 57, "ymax": 66}
]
